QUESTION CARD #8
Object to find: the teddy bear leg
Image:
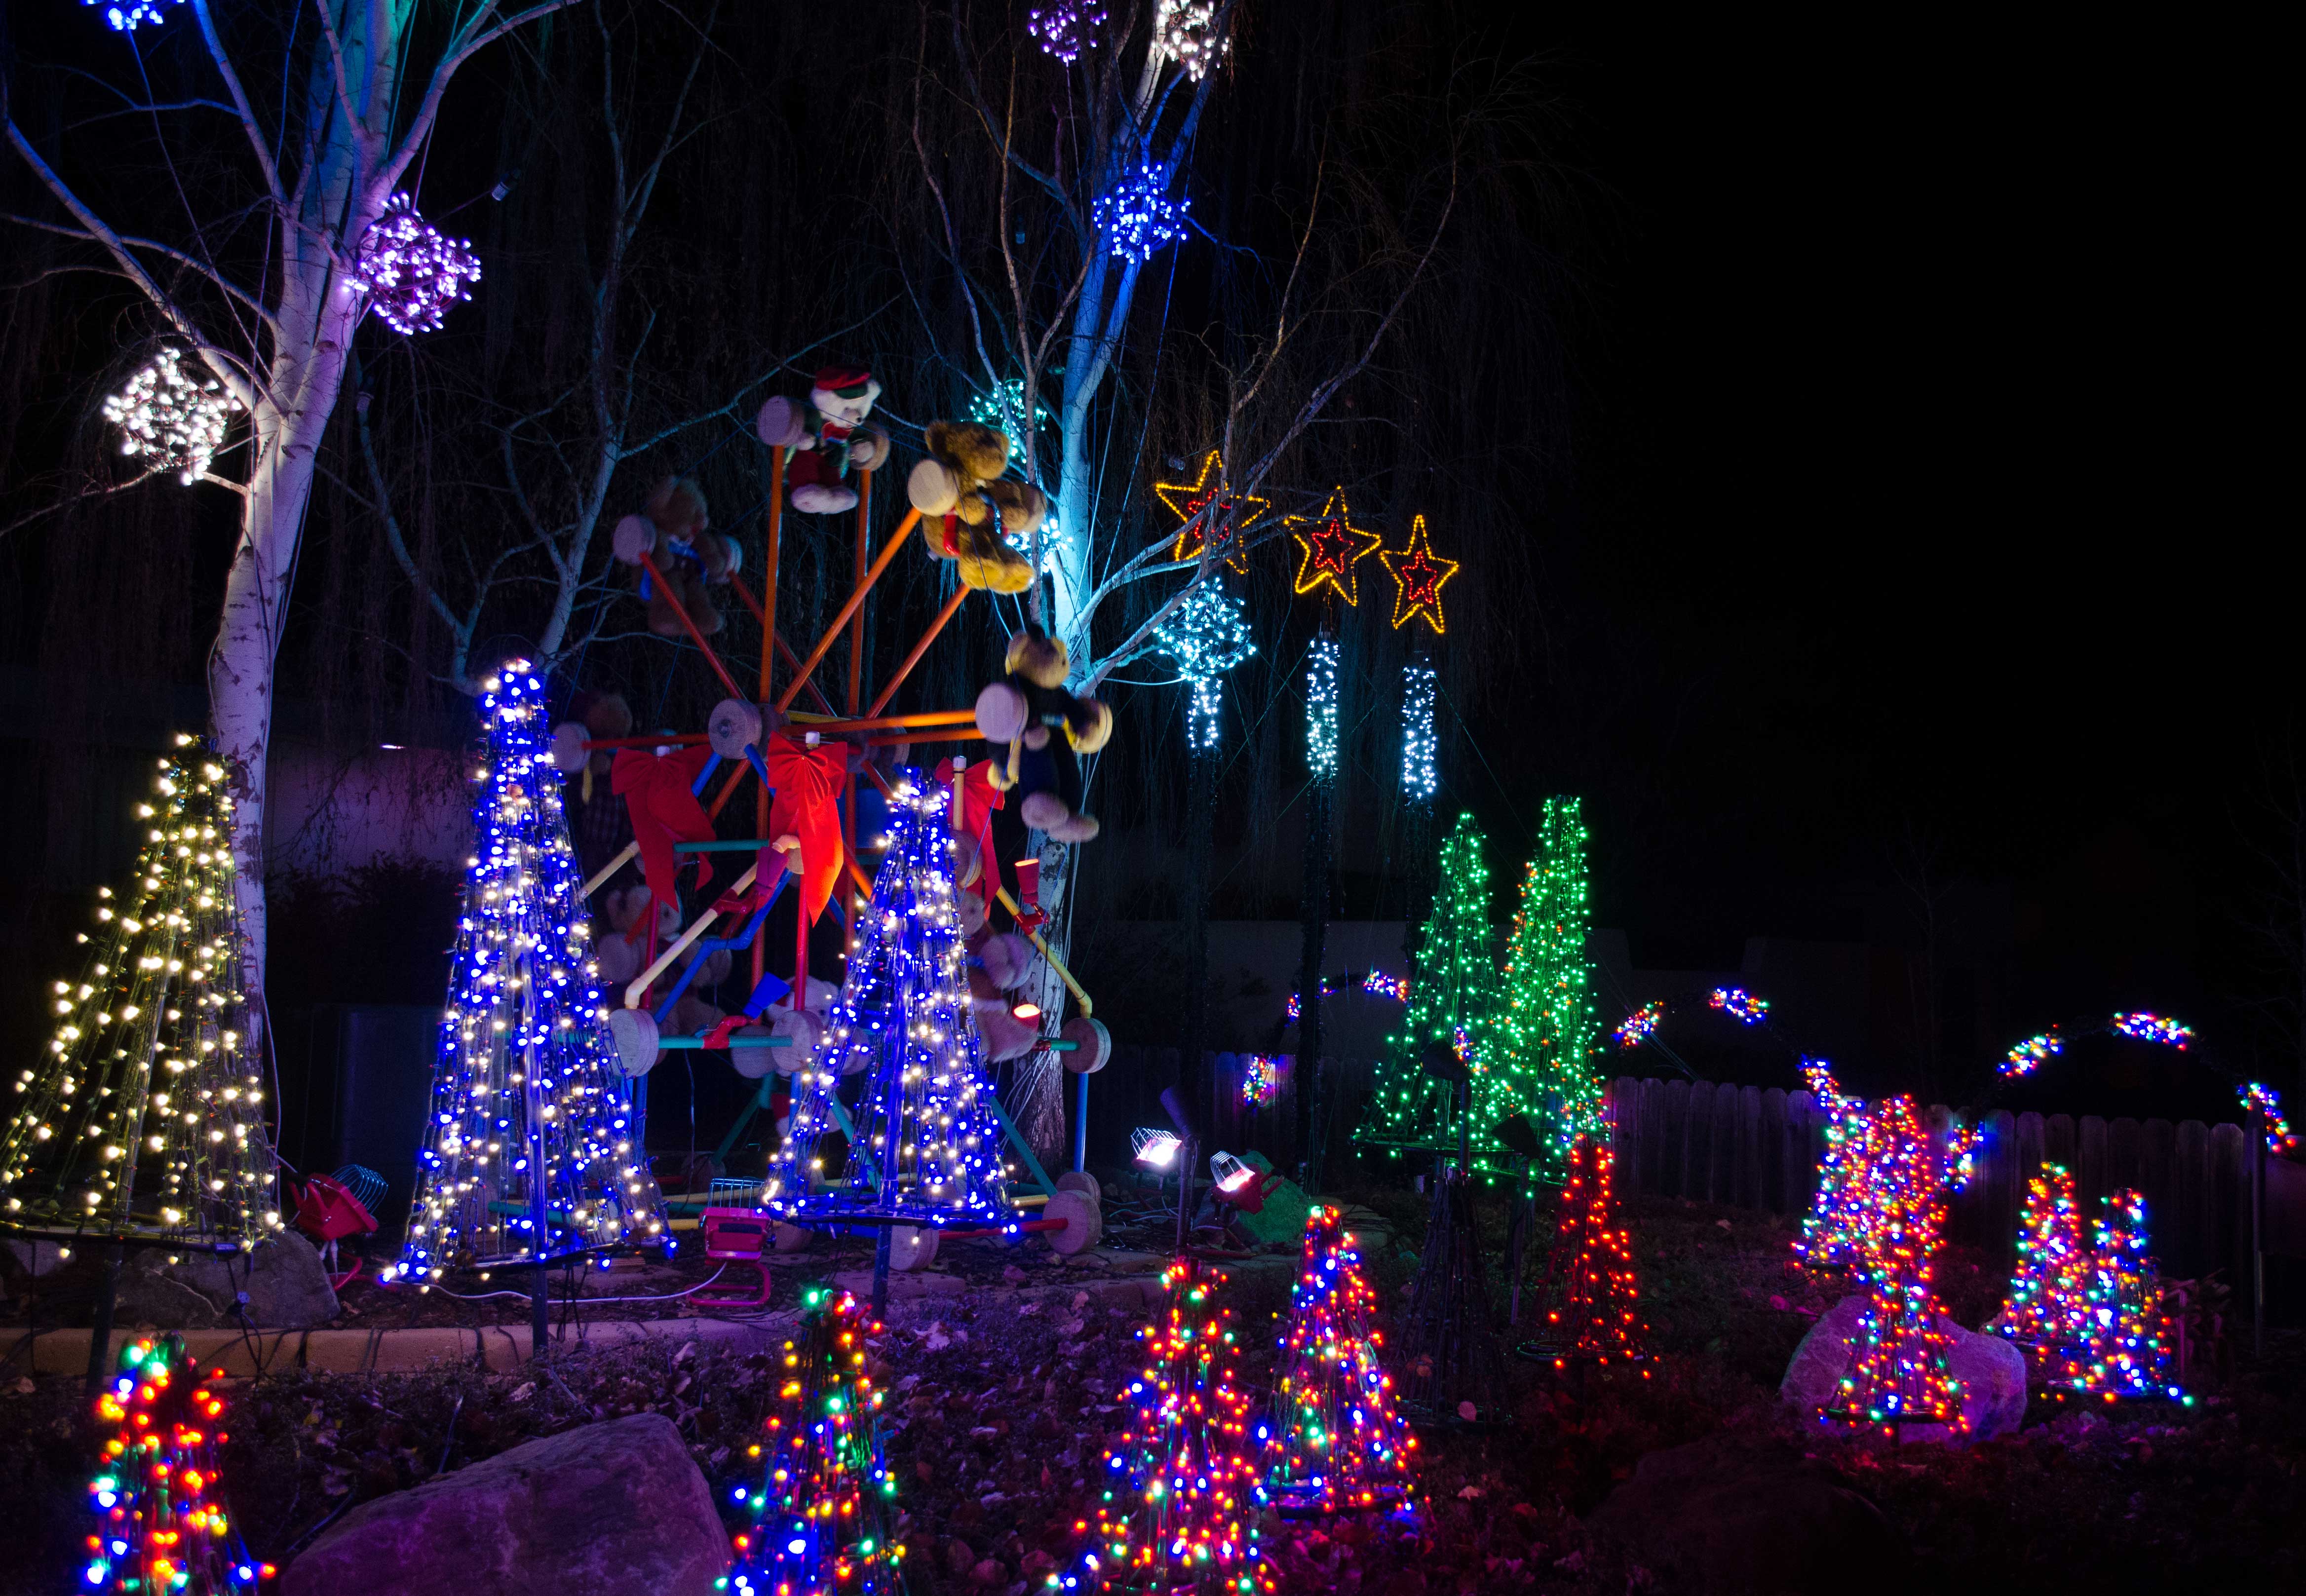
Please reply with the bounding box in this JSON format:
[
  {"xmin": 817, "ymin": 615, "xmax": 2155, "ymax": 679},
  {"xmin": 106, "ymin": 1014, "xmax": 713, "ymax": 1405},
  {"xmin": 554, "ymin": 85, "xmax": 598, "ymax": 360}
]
[
  {"xmin": 1045, "ymin": 746, "xmax": 1099, "ymax": 841},
  {"xmin": 682, "ymin": 571, "xmax": 724, "ymax": 637},
  {"xmin": 647, "ymin": 583, "xmax": 685, "ymax": 638},
  {"xmin": 790, "ymin": 479, "xmax": 858, "ymax": 515}
]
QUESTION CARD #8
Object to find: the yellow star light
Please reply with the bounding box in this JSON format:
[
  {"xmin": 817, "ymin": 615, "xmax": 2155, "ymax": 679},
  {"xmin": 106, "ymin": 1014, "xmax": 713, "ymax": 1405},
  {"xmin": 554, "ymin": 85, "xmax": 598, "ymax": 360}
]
[
  {"xmin": 1154, "ymin": 450, "xmax": 1270, "ymax": 572},
  {"xmin": 1284, "ymin": 488, "xmax": 1386, "ymax": 606},
  {"xmin": 1378, "ymin": 515, "xmax": 1460, "ymax": 634}
]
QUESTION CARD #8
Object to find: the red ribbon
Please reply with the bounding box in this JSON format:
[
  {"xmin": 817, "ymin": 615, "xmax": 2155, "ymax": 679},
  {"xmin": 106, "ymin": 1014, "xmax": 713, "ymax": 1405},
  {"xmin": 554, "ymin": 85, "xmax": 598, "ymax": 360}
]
[
  {"xmin": 763, "ymin": 730, "xmax": 848, "ymax": 924},
  {"xmin": 612, "ymin": 745, "xmax": 717, "ymax": 916}
]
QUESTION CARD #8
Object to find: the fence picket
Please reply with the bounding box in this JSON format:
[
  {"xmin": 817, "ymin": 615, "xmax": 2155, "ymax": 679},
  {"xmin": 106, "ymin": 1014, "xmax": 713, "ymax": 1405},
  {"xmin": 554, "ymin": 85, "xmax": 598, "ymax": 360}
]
[
  {"xmin": 1739, "ymin": 1085, "xmax": 1764, "ymax": 1210},
  {"xmin": 1760, "ymin": 1088, "xmax": 1789, "ymax": 1213}
]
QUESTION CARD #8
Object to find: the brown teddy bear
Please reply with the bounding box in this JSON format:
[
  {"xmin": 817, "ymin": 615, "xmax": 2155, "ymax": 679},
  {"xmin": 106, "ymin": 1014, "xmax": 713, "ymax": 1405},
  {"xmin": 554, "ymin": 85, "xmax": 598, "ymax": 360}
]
[
  {"xmin": 906, "ymin": 421, "xmax": 1041, "ymax": 594},
  {"xmin": 974, "ymin": 628, "xmax": 1113, "ymax": 842},
  {"xmin": 613, "ymin": 477, "xmax": 742, "ymax": 638},
  {"xmin": 592, "ymin": 878, "xmax": 729, "ymax": 1051}
]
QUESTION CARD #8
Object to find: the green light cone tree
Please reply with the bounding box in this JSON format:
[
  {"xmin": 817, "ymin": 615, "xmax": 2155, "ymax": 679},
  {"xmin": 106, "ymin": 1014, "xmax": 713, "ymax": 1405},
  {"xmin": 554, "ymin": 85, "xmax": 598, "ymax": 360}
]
[
  {"xmin": 1353, "ymin": 813, "xmax": 1504, "ymax": 1176},
  {"xmin": 0, "ymin": 737, "xmax": 279, "ymax": 1248},
  {"xmin": 1488, "ymin": 796, "xmax": 1604, "ymax": 1173}
]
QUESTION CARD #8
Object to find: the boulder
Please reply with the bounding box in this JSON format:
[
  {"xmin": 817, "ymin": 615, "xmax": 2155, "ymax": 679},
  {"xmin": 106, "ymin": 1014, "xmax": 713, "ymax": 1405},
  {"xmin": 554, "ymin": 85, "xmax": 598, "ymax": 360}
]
[
  {"xmin": 281, "ymin": 1414, "xmax": 727, "ymax": 1596},
  {"xmin": 1780, "ymin": 1294, "xmax": 2028, "ymax": 1443},
  {"xmin": 113, "ymin": 1231, "xmax": 338, "ymax": 1329},
  {"xmin": 1584, "ymin": 1434, "xmax": 1904, "ymax": 1595}
]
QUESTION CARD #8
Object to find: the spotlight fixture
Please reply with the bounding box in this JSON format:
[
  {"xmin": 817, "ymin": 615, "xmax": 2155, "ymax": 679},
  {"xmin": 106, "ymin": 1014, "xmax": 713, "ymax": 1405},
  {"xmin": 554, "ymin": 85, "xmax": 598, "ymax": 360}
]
[
  {"xmin": 1209, "ymin": 1150, "xmax": 1256, "ymax": 1193},
  {"xmin": 1132, "ymin": 1128, "xmax": 1183, "ymax": 1169}
]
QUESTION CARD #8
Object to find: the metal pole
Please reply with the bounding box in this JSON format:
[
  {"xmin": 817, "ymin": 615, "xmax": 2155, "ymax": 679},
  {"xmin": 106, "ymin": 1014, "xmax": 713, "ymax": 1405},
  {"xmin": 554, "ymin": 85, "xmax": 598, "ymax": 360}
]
[
  {"xmin": 2251, "ymin": 1105, "xmax": 2266, "ymax": 1358},
  {"xmin": 1073, "ymin": 1068, "xmax": 1089, "ymax": 1174},
  {"xmin": 84, "ymin": 1243, "xmax": 122, "ymax": 1393}
]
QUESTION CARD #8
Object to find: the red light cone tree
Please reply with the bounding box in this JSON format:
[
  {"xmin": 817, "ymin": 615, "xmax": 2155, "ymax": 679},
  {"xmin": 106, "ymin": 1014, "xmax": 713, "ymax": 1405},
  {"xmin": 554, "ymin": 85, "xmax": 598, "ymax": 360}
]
[
  {"xmin": 726, "ymin": 1286, "xmax": 902, "ymax": 1596},
  {"xmin": 1263, "ymin": 1206, "xmax": 1418, "ymax": 1516},
  {"xmin": 1527, "ymin": 1132, "xmax": 1649, "ymax": 1369},
  {"xmin": 1066, "ymin": 1258, "xmax": 1273, "ymax": 1593}
]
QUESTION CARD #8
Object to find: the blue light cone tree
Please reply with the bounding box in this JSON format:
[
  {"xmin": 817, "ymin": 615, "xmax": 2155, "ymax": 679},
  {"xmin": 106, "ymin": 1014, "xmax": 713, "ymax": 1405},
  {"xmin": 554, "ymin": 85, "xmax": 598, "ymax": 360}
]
[
  {"xmin": 763, "ymin": 773, "xmax": 1014, "ymax": 1228},
  {"xmin": 393, "ymin": 662, "xmax": 665, "ymax": 1280},
  {"xmin": 1262, "ymin": 1206, "xmax": 1418, "ymax": 1516},
  {"xmin": 726, "ymin": 1286, "xmax": 902, "ymax": 1596}
]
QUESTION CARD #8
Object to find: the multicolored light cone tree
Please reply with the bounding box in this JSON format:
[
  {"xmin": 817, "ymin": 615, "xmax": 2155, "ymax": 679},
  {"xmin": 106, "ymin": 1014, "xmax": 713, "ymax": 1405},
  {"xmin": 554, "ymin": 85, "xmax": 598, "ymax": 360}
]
[
  {"xmin": 1990, "ymin": 1163, "xmax": 2095, "ymax": 1389},
  {"xmin": 1488, "ymin": 798, "xmax": 1605, "ymax": 1173},
  {"xmin": 0, "ymin": 736, "xmax": 279, "ymax": 1249},
  {"xmin": 393, "ymin": 663, "xmax": 664, "ymax": 1281},
  {"xmin": 1262, "ymin": 1207, "xmax": 1417, "ymax": 1516},
  {"xmin": 1527, "ymin": 1133, "xmax": 1649, "ymax": 1369},
  {"xmin": 1354, "ymin": 813, "xmax": 1504, "ymax": 1177},
  {"xmin": 1061, "ymin": 1259, "xmax": 1272, "ymax": 1594},
  {"xmin": 82, "ymin": 1333, "xmax": 274, "ymax": 1592},
  {"xmin": 764, "ymin": 774, "xmax": 1014, "ymax": 1229},
  {"xmin": 726, "ymin": 1286, "xmax": 902, "ymax": 1596},
  {"xmin": 2083, "ymin": 1189, "xmax": 2183, "ymax": 1401}
]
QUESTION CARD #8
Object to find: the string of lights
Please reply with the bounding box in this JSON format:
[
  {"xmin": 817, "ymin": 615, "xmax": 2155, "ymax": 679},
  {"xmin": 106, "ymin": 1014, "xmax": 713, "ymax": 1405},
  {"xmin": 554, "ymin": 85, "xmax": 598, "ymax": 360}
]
[
  {"xmin": 1706, "ymin": 987, "xmax": 1769, "ymax": 1025},
  {"xmin": 81, "ymin": 1335, "xmax": 274, "ymax": 1592},
  {"xmin": 726, "ymin": 1287, "xmax": 902, "ymax": 1595},
  {"xmin": 1261, "ymin": 1207, "xmax": 1418, "ymax": 1516},
  {"xmin": 348, "ymin": 194, "xmax": 483, "ymax": 336},
  {"xmin": 967, "ymin": 378, "xmax": 1053, "ymax": 438},
  {"xmin": 1240, "ymin": 1054, "xmax": 1279, "ymax": 1109},
  {"xmin": 2003, "ymin": 1030, "xmax": 2064, "ymax": 1077},
  {"xmin": 390, "ymin": 663, "xmax": 664, "ymax": 1280},
  {"xmin": 2241, "ymin": 1082, "xmax": 2297, "ymax": 1152},
  {"xmin": 1528, "ymin": 1134, "xmax": 1649, "ymax": 1369},
  {"xmin": 1152, "ymin": 0, "xmax": 1231, "ymax": 80},
  {"xmin": 1304, "ymin": 638, "xmax": 1340, "ymax": 777},
  {"xmin": 1093, "ymin": 163, "xmax": 1191, "ymax": 266},
  {"xmin": 1153, "ymin": 579, "xmax": 1256, "ymax": 753},
  {"xmin": 2084, "ymin": 1189, "xmax": 2183, "ymax": 1402},
  {"xmin": 102, "ymin": 348, "xmax": 240, "ymax": 486},
  {"xmin": 1487, "ymin": 797, "xmax": 1605, "ymax": 1168},
  {"xmin": 1060, "ymin": 1259, "xmax": 1272, "ymax": 1592},
  {"xmin": 1611, "ymin": 1002, "xmax": 1663, "ymax": 1050},
  {"xmin": 1, "ymin": 736, "xmax": 276, "ymax": 1246},
  {"xmin": 2111, "ymin": 1012, "xmax": 2193, "ymax": 1049},
  {"xmin": 1285, "ymin": 970, "xmax": 1411, "ymax": 1024},
  {"xmin": 1400, "ymin": 661, "xmax": 1437, "ymax": 800},
  {"xmin": 765, "ymin": 774, "xmax": 1016, "ymax": 1229}
]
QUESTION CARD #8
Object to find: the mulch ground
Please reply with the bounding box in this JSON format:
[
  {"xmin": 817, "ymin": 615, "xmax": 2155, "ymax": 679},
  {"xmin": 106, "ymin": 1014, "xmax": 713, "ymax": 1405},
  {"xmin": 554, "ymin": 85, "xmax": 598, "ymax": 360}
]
[{"xmin": 4, "ymin": 1188, "xmax": 2301, "ymax": 1594}]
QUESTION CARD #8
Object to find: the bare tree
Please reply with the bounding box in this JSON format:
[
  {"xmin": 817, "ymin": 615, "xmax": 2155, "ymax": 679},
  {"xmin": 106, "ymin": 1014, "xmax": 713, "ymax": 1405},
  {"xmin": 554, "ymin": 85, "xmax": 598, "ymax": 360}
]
[{"xmin": 5, "ymin": 0, "xmax": 587, "ymax": 1036}]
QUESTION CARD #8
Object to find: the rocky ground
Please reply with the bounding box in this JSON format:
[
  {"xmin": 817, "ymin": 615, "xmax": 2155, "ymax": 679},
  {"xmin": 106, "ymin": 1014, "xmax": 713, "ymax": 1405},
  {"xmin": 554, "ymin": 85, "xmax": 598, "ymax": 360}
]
[{"xmin": 4, "ymin": 1189, "xmax": 2301, "ymax": 1594}]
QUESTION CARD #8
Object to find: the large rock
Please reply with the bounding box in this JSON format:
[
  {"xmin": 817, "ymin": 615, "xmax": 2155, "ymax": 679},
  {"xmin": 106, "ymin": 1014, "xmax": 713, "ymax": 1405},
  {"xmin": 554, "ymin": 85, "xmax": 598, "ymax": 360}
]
[
  {"xmin": 1584, "ymin": 1434, "xmax": 1903, "ymax": 1595},
  {"xmin": 110, "ymin": 1230, "xmax": 338, "ymax": 1329},
  {"xmin": 1780, "ymin": 1294, "xmax": 2028, "ymax": 1443},
  {"xmin": 281, "ymin": 1414, "xmax": 728, "ymax": 1596}
]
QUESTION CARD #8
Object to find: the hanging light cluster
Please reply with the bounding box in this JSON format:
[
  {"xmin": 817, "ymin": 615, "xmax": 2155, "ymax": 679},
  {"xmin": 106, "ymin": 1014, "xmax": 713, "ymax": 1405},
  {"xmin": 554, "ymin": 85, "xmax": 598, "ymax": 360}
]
[
  {"xmin": 103, "ymin": 348, "xmax": 240, "ymax": 486},
  {"xmin": 969, "ymin": 378, "xmax": 1053, "ymax": 439},
  {"xmin": 1612, "ymin": 1001, "xmax": 1663, "ymax": 1050},
  {"xmin": 1028, "ymin": 0, "xmax": 1108, "ymax": 62},
  {"xmin": 726, "ymin": 1287, "xmax": 903, "ymax": 1595},
  {"xmin": 1094, "ymin": 163, "xmax": 1190, "ymax": 266},
  {"xmin": 85, "ymin": 0, "xmax": 182, "ymax": 31},
  {"xmin": 1707, "ymin": 986, "xmax": 1769, "ymax": 1025},
  {"xmin": 348, "ymin": 194, "xmax": 483, "ymax": 336},
  {"xmin": 1399, "ymin": 661, "xmax": 1436, "ymax": 799},
  {"xmin": 390, "ymin": 663, "xmax": 664, "ymax": 1280},
  {"xmin": 1261, "ymin": 1206, "xmax": 1418, "ymax": 1515},
  {"xmin": 1155, "ymin": 578, "xmax": 1257, "ymax": 752},
  {"xmin": 82, "ymin": 1335, "xmax": 274, "ymax": 1592},
  {"xmin": 0, "ymin": 736, "xmax": 276, "ymax": 1246},
  {"xmin": 1152, "ymin": 0, "xmax": 1231, "ymax": 80},
  {"xmin": 2002, "ymin": 1029, "xmax": 2063, "ymax": 1077},
  {"xmin": 1240, "ymin": 1054, "xmax": 1279, "ymax": 1108},
  {"xmin": 1304, "ymin": 637, "xmax": 1340, "ymax": 777},
  {"xmin": 2241, "ymin": 1081, "xmax": 2296, "ymax": 1151},
  {"xmin": 1060, "ymin": 1258, "xmax": 1272, "ymax": 1592},
  {"xmin": 765, "ymin": 775, "xmax": 1015, "ymax": 1229}
]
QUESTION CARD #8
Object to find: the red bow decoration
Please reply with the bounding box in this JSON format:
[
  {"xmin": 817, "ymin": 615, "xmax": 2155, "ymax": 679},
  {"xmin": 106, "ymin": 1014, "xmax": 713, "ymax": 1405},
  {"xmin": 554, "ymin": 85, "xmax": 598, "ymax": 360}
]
[
  {"xmin": 763, "ymin": 731, "xmax": 848, "ymax": 924},
  {"xmin": 613, "ymin": 745, "xmax": 718, "ymax": 916},
  {"xmin": 937, "ymin": 756, "xmax": 1006, "ymax": 907}
]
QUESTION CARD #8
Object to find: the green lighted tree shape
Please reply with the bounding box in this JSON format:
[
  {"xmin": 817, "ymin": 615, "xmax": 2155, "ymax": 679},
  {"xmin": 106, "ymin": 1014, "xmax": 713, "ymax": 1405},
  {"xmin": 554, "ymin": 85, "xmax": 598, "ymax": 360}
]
[
  {"xmin": 0, "ymin": 737, "xmax": 279, "ymax": 1248},
  {"xmin": 1488, "ymin": 796, "xmax": 1604, "ymax": 1172},
  {"xmin": 1353, "ymin": 813, "xmax": 1506, "ymax": 1177}
]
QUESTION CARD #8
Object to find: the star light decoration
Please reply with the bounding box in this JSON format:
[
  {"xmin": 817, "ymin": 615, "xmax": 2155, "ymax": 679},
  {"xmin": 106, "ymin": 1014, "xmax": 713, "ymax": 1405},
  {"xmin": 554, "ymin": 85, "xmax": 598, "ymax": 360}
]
[
  {"xmin": 1094, "ymin": 162, "xmax": 1191, "ymax": 266},
  {"xmin": 82, "ymin": 1335, "xmax": 275, "ymax": 1593},
  {"xmin": 348, "ymin": 194, "xmax": 483, "ymax": 336},
  {"xmin": 725, "ymin": 1287, "xmax": 903, "ymax": 1596},
  {"xmin": 1152, "ymin": 0, "xmax": 1231, "ymax": 80},
  {"xmin": 85, "ymin": 0, "xmax": 183, "ymax": 31},
  {"xmin": 1060, "ymin": 1258, "xmax": 1272, "ymax": 1593},
  {"xmin": 1304, "ymin": 638, "xmax": 1341, "ymax": 777},
  {"xmin": 1378, "ymin": 516, "xmax": 1459, "ymax": 634},
  {"xmin": 1261, "ymin": 1206, "xmax": 1419, "ymax": 1516},
  {"xmin": 1284, "ymin": 489, "xmax": 1385, "ymax": 606},
  {"xmin": 389, "ymin": 663, "xmax": 666, "ymax": 1280},
  {"xmin": 1028, "ymin": 0, "xmax": 1109, "ymax": 62},
  {"xmin": 103, "ymin": 348, "xmax": 240, "ymax": 486},
  {"xmin": 1400, "ymin": 661, "xmax": 1437, "ymax": 800},
  {"xmin": 764, "ymin": 774, "xmax": 1017, "ymax": 1230},
  {"xmin": 0, "ymin": 737, "xmax": 278, "ymax": 1247},
  {"xmin": 1155, "ymin": 451, "xmax": 1269, "ymax": 571},
  {"xmin": 1154, "ymin": 577, "xmax": 1258, "ymax": 752}
]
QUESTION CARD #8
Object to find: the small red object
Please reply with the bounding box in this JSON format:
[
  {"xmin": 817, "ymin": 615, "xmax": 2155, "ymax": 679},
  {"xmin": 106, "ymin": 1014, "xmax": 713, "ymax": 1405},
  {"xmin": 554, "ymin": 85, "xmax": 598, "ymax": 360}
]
[
  {"xmin": 1013, "ymin": 856, "xmax": 1041, "ymax": 908},
  {"xmin": 693, "ymin": 1207, "xmax": 773, "ymax": 1308},
  {"xmin": 292, "ymin": 1174, "xmax": 378, "ymax": 1246},
  {"xmin": 1214, "ymin": 1172, "xmax": 1289, "ymax": 1217}
]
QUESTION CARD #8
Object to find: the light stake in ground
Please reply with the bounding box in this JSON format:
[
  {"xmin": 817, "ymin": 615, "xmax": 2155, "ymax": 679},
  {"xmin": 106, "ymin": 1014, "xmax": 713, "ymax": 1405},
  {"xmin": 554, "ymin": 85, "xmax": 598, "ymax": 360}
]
[
  {"xmin": 727, "ymin": 1286, "xmax": 902, "ymax": 1596},
  {"xmin": 1060, "ymin": 1257, "xmax": 1272, "ymax": 1592},
  {"xmin": 1263, "ymin": 1206, "xmax": 1418, "ymax": 1515},
  {"xmin": 392, "ymin": 663, "xmax": 664, "ymax": 1280}
]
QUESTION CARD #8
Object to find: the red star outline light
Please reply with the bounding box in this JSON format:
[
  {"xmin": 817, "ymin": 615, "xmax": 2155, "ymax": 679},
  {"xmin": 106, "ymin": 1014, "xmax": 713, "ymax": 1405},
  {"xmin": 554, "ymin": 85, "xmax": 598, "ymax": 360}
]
[
  {"xmin": 1379, "ymin": 514, "xmax": 1460, "ymax": 634},
  {"xmin": 1154, "ymin": 450, "xmax": 1271, "ymax": 572},
  {"xmin": 1283, "ymin": 487, "xmax": 1386, "ymax": 606}
]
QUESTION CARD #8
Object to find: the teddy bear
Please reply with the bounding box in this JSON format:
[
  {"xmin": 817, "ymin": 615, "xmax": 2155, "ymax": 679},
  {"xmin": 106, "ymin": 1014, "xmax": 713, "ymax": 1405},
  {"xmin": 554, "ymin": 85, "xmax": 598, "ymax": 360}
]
[
  {"xmin": 965, "ymin": 921, "xmax": 1042, "ymax": 1061},
  {"xmin": 973, "ymin": 628, "xmax": 1112, "ymax": 842},
  {"xmin": 755, "ymin": 366, "xmax": 893, "ymax": 514},
  {"xmin": 613, "ymin": 477, "xmax": 742, "ymax": 638},
  {"xmin": 905, "ymin": 421, "xmax": 1040, "ymax": 594},
  {"xmin": 591, "ymin": 879, "xmax": 729, "ymax": 1068},
  {"xmin": 552, "ymin": 689, "xmax": 636, "ymax": 884}
]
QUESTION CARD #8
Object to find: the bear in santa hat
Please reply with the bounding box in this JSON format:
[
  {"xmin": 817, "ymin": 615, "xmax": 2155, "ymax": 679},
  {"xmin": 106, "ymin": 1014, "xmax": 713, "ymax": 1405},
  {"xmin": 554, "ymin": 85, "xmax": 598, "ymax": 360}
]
[{"xmin": 755, "ymin": 365, "xmax": 892, "ymax": 514}]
